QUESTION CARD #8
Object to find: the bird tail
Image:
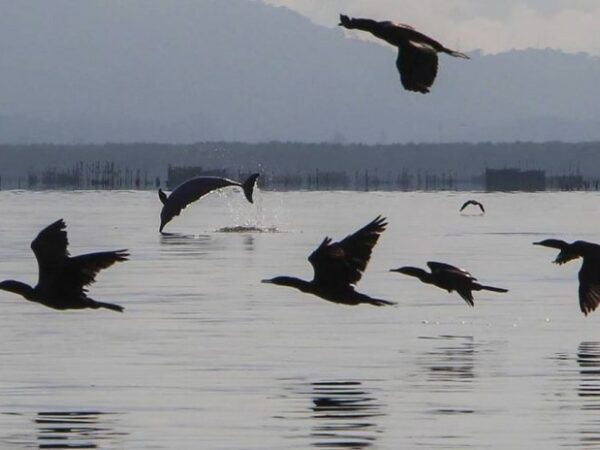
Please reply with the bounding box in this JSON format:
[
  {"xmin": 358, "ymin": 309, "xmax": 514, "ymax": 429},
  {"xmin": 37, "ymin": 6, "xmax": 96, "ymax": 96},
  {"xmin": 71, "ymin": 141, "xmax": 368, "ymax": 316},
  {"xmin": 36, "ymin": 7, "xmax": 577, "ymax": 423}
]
[
  {"xmin": 477, "ymin": 284, "xmax": 508, "ymax": 294},
  {"xmin": 90, "ymin": 300, "xmax": 124, "ymax": 313},
  {"xmin": 367, "ymin": 298, "xmax": 396, "ymax": 307},
  {"xmin": 444, "ymin": 48, "xmax": 470, "ymax": 59},
  {"xmin": 242, "ymin": 173, "xmax": 260, "ymax": 204}
]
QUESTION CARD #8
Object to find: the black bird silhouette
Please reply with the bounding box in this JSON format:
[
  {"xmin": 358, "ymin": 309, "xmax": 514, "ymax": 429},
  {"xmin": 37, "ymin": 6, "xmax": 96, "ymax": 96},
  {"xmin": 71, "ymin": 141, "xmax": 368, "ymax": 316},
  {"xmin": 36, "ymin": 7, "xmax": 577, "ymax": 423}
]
[
  {"xmin": 460, "ymin": 200, "xmax": 485, "ymax": 214},
  {"xmin": 262, "ymin": 216, "xmax": 394, "ymax": 306},
  {"xmin": 158, "ymin": 173, "xmax": 259, "ymax": 232},
  {"xmin": 0, "ymin": 220, "xmax": 128, "ymax": 312},
  {"xmin": 338, "ymin": 14, "xmax": 469, "ymax": 93},
  {"xmin": 391, "ymin": 261, "xmax": 508, "ymax": 306},
  {"xmin": 534, "ymin": 239, "xmax": 600, "ymax": 316}
]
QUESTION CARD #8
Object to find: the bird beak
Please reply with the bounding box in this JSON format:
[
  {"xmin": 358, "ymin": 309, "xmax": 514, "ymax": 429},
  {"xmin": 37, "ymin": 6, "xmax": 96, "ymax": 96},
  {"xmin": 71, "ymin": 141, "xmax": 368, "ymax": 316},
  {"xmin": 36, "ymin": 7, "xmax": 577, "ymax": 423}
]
[
  {"xmin": 532, "ymin": 241, "xmax": 542, "ymax": 246},
  {"xmin": 389, "ymin": 268, "xmax": 402, "ymax": 273},
  {"xmin": 261, "ymin": 279, "xmax": 273, "ymax": 284}
]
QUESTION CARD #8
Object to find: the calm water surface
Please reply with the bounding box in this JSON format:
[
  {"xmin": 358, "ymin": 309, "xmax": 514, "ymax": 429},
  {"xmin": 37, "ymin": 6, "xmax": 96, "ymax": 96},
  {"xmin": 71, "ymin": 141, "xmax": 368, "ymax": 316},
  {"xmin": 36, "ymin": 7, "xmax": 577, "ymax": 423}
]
[{"xmin": 0, "ymin": 190, "xmax": 599, "ymax": 449}]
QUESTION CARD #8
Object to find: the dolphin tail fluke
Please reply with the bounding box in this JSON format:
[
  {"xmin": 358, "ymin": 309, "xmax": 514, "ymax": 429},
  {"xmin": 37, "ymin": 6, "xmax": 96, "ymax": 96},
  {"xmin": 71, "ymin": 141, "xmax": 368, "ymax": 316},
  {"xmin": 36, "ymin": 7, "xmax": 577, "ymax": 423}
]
[{"xmin": 242, "ymin": 173, "xmax": 260, "ymax": 204}]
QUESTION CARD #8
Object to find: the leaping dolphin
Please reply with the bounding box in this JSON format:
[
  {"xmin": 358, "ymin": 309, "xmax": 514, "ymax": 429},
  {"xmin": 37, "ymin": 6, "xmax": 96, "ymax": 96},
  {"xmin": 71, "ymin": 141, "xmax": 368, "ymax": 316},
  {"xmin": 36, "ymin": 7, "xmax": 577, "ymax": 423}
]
[{"xmin": 158, "ymin": 173, "xmax": 260, "ymax": 232}]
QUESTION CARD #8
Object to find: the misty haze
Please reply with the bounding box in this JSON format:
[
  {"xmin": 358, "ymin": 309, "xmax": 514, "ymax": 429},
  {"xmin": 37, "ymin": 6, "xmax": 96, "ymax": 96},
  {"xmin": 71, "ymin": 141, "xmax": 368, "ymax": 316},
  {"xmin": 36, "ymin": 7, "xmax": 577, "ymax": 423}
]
[{"xmin": 1, "ymin": 0, "xmax": 599, "ymax": 144}]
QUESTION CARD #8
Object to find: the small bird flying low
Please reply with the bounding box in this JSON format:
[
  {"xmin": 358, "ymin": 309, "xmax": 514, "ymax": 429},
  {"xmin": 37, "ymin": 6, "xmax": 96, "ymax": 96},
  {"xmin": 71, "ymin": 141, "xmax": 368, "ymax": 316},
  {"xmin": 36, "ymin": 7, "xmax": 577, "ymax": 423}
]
[
  {"xmin": 390, "ymin": 261, "xmax": 508, "ymax": 306},
  {"xmin": 460, "ymin": 200, "xmax": 485, "ymax": 214},
  {"xmin": 158, "ymin": 173, "xmax": 260, "ymax": 232},
  {"xmin": 338, "ymin": 14, "xmax": 469, "ymax": 93},
  {"xmin": 534, "ymin": 239, "xmax": 600, "ymax": 316},
  {"xmin": 0, "ymin": 219, "xmax": 128, "ymax": 312},
  {"xmin": 262, "ymin": 216, "xmax": 395, "ymax": 306}
]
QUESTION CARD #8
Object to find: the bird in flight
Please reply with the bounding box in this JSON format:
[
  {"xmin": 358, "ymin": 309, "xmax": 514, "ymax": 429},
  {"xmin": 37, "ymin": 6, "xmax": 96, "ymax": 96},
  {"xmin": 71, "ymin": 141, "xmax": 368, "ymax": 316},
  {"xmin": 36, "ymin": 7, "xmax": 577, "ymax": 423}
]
[
  {"xmin": 391, "ymin": 261, "xmax": 507, "ymax": 306},
  {"xmin": 0, "ymin": 219, "xmax": 128, "ymax": 312},
  {"xmin": 262, "ymin": 216, "xmax": 395, "ymax": 306},
  {"xmin": 339, "ymin": 14, "xmax": 469, "ymax": 93},
  {"xmin": 460, "ymin": 200, "xmax": 485, "ymax": 214},
  {"xmin": 534, "ymin": 239, "xmax": 600, "ymax": 316}
]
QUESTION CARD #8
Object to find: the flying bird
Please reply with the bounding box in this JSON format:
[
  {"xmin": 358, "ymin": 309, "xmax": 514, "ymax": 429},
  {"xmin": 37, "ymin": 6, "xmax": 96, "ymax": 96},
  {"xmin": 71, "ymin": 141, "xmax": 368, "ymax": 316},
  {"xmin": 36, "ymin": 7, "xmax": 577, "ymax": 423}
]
[
  {"xmin": 262, "ymin": 216, "xmax": 395, "ymax": 306},
  {"xmin": 534, "ymin": 239, "xmax": 600, "ymax": 316},
  {"xmin": 338, "ymin": 14, "xmax": 469, "ymax": 93},
  {"xmin": 390, "ymin": 261, "xmax": 508, "ymax": 306},
  {"xmin": 158, "ymin": 173, "xmax": 260, "ymax": 232},
  {"xmin": 0, "ymin": 219, "xmax": 128, "ymax": 312},
  {"xmin": 460, "ymin": 200, "xmax": 485, "ymax": 214}
]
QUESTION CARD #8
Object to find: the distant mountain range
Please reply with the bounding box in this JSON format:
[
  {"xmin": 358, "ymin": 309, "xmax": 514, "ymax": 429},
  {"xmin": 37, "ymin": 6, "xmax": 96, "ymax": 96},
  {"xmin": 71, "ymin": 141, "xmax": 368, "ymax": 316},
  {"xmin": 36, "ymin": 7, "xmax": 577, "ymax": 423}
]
[{"xmin": 0, "ymin": 0, "xmax": 598, "ymax": 144}]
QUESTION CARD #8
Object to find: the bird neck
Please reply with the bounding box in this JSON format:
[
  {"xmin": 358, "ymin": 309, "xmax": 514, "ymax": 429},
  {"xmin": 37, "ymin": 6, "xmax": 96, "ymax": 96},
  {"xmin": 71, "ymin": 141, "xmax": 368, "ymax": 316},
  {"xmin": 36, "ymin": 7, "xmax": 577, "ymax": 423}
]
[
  {"xmin": 273, "ymin": 276, "xmax": 313, "ymax": 293},
  {"xmin": 411, "ymin": 270, "xmax": 435, "ymax": 285},
  {"xmin": 0, "ymin": 280, "xmax": 36, "ymax": 300}
]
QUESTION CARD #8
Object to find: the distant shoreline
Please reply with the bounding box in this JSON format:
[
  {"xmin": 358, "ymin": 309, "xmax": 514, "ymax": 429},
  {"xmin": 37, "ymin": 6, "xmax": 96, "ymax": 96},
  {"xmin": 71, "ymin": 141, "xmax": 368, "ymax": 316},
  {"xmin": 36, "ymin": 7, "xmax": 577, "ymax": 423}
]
[{"xmin": 0, "ymin": 141, "xmax": 598, "ymax": 191}]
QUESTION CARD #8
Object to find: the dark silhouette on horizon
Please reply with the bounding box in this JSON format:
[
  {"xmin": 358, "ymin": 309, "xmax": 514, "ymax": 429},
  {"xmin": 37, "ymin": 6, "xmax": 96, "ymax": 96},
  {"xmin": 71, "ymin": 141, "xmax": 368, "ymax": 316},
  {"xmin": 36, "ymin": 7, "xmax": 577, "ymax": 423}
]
[
  {"xmin": 262, "ymin": 216, "xmax": 395, "ymax": 306},
  {"xmin": 0, "ymin": 219, "xmax": 128, "ymax": 312},
  {"xmin": 534, "ymin": 239, "xmax": 600, "ymax": 316},
  {"xmin": 158, "ymin": 173, "xmax": 259, "ymax": 232},
  {"xmin": 339, "ymin": 14, "xmax": 469, "ymax": 93},
  {"xmin": 460, "ymin": 200, "xmax": 485, "ymax": 214},
  {"xmin": 391, "ymin": 261, "xmax": 508, "ymax": 306}
]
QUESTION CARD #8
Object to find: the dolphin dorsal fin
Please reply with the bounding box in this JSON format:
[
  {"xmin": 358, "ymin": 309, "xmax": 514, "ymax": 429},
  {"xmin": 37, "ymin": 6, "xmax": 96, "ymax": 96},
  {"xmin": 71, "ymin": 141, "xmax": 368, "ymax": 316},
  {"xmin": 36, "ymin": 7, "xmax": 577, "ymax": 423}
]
[{"xmin": 158, "ymin": 189, "xmax": 168, "ymax": 205}]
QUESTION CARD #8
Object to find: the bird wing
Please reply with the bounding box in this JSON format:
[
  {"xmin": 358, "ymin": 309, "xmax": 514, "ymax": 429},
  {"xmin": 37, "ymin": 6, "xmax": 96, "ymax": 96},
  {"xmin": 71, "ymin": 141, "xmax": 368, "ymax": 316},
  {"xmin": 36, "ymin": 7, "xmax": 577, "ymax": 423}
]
[
  {"xmin": 395, "ymin": 23, "xmax": 415, "ymax": 31},
  {"xmin": 427, "ymin": 261, "xmax": 476, "ymax": 280},
  {"xmin": 461, "ymin": 200, "xmax": 485, "ymax": 213},
  {"xmin": 578, "ymin": 257, "xmax": 600, "ymax": 316},
  {"xmin": 31, "ymin": 219, "xmax": 70, "ymax": 285},
  {"xmin": 308, "ymin": 216, "xmax": 387, "ymax": 288},
  {"xmin": 396, "ymin": 41, "xmax": 438, "ymax": 93},
  {"xmin": 65, "ymin": 250, "xmax": 129, "ymax": 290},
  {"xmin": 455, "ymin": 287, "xmax": 475, "ymax": 307},
  {"xmin": 459, "ymin": 200, "xmax": 472, "ymax": 212}
]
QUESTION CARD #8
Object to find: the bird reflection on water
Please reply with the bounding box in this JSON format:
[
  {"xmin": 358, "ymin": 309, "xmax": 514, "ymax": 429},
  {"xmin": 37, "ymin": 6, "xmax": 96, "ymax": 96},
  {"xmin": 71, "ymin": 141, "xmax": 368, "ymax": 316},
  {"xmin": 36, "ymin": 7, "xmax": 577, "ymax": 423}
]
[
  {"xmin": 34, "ymin": 411, "xmax": 125, "ymax": 449},
  {"xmin": 417, "ymin": 335, "xmax": 476, "ymax": 392},
  {"xmin": 577, "ymin": 342, "xmax": 600, "ymax": 447},
  {"xmin": 280, "ymin": 380, "xmax": 385, "ymax": 449}
]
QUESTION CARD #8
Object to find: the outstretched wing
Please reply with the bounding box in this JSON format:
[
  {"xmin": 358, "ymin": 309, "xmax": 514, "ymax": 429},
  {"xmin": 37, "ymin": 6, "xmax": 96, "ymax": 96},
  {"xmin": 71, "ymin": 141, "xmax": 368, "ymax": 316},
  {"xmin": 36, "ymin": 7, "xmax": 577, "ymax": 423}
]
[
  {"xmin": 308, "ymin": 216, "xmax": 387, "ymax": 288},
  {"xmin": 455, "ymin": 287, "xmax": 475, "ymax": 307},
  {"xmin": 396, "ymin": 41, "xmax": 438, "ymax": 93},
  {"xmin": 578, "ymin": 257, "xmax": 600, "ymax": 316},
  {"xmin": 31, "ymin": 219, "xmax": 70, "ymax": 285},
  {"xmin": 65, "ymin": 250, "xmax": 129, "ymax": 290},
  {"xmin": 427, "ymin": 261, "xmax": 476, "ymax": 280},
  {"xmin": 460, "ymin": 200, "xmax": 484, "ymax": 212}
]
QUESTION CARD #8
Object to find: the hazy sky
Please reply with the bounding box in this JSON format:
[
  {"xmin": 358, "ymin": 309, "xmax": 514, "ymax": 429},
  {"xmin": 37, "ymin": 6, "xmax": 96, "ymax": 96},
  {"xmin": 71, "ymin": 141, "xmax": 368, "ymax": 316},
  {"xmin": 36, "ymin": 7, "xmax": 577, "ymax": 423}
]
[{"xmin": 261, "ymin": 0, "xmax": 600, "ymax": 55}]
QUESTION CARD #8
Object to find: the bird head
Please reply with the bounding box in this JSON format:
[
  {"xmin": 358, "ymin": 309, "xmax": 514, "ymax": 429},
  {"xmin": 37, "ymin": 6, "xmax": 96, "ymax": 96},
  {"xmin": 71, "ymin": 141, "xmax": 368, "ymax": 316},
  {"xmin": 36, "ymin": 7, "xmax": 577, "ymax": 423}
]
[
  {"xmin": 390, "ymin": 267, "xmax": 427, "ymax": 279},
  {"xmin": 533, "ymin": 239, "xmax": 567, "ymax": 249},
  {"xmin": 533, "ymin": 239, "xmax": 581, "ymax": 265},
  {"xmin": 338, "ymin": 14, "xmax": 353, "ymax": 28},
  {"xmin": 0, "ymin": 280, "xmax": 35, "ymax": 299},
  {"xmin": 262, "ymin": 276, "xmax": 298, "ymax": 287}
]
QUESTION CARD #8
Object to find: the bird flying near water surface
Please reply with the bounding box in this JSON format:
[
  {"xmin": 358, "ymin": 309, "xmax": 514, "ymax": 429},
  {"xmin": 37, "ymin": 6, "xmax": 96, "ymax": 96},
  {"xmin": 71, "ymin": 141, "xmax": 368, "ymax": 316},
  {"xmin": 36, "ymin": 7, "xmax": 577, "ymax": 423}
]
[{"xmin": 0, "ymin": 219, "xmax": 128, "ymax": 312}]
